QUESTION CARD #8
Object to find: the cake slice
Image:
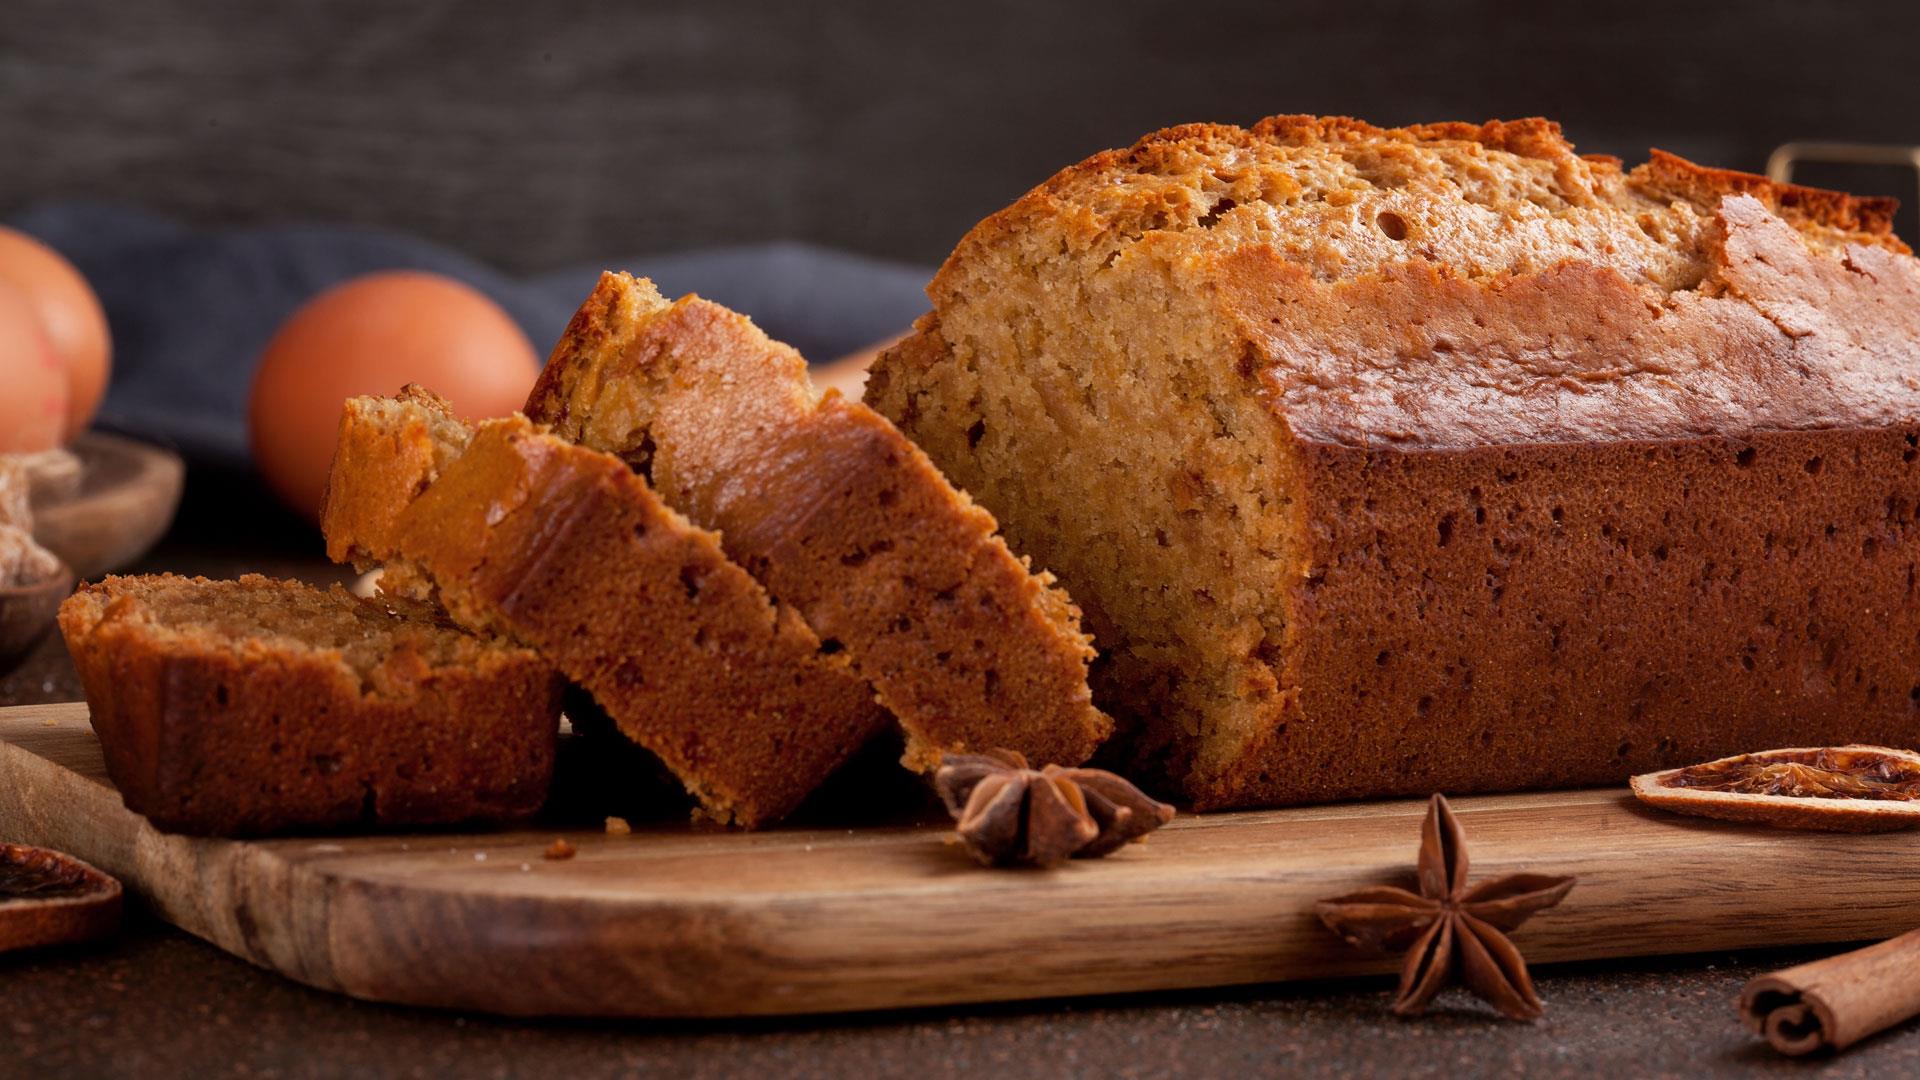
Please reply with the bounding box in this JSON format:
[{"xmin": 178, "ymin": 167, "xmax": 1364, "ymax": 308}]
[
  {"xmin": 322, "ymin": 389, "xmax": 888, "ymax": 827},
  {"xmin": 524, "ymin": 273, "xmax": 1110, "ymax": 771},
  {"xmin": 865, "ymin": 114, "xmax": 1920, "ymax": 809},
  {"xmin": 58, "ymin": 573, "xmax": 561, "ymax": 835}
]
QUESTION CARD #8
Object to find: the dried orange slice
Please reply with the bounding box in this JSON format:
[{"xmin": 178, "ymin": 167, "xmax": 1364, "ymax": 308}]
[
  {"xmin": 1631, "ymin": 746, "xmax": 1920, "ymax": 832},
  {"xmin": 0, "ymin": 843, "xmax": 122, "ymax": 953}
]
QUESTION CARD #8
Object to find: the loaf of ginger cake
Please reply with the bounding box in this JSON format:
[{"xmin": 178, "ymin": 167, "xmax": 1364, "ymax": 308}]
[{"xmin": 866, "ymin": 115, "xmax": 1920, "ymax": 809}]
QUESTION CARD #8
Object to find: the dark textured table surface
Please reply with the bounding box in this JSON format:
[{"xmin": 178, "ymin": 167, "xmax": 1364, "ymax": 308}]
[{"xmin": 4, "ymin": 475, "xmax": 1917, "ymax": 1079}]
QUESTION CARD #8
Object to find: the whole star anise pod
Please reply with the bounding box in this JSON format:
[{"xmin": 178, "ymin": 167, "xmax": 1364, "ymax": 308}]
[
  {"xmin": 934, "ymin": 749, "xmax": 1175, "ymax": 867},
  {"xmin": 1314, "ymin": 794, "xmax": 1575, "ymax": 1021}
]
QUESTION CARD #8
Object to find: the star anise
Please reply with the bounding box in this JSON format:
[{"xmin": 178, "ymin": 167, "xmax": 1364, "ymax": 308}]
[
  {"xmin": 934, "ymin": 749, "xmax": 1175, "ymax": 867},
  {"xmin": 1314, "ymin": 794, "xmax": 1575, "ymax": 1021}
]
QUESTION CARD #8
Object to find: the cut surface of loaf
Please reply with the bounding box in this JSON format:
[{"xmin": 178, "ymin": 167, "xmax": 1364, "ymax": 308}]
[
  {"xmin": 322, "ymin": 390, "xmax": 888, "ymax": 827},
  {"xmin": 865, "ymin": 115, "xmax": 1920, "ymax": 808},
  {"xmin": 57, "ymin": 573, "xmax": 561, "ymax": 835},
  {"xmin": 525, "ymin": 272, "xmax": 1110, "ymax": 771}
]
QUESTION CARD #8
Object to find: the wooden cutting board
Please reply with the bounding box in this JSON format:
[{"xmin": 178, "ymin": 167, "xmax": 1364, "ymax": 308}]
[{"xmin": 2, "ymin": 701, "xmax": 1915, "ymax": 1018}]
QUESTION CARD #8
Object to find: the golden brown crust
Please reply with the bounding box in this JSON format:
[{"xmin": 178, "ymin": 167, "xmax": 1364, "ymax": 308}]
[
  {"xmin": 528, "ymin": 273, "xmax": 1111, "ymax": 771},
  {"xmin": 942, "ymin": 114, "xmax": 1904, "ymax": 308},
  {"xmin": 1211, "ymin": 196, "xmax": 1920, "ymax": 448},
  {"xmin": 57, "ymin": 573, "xmax": 560, "ymax": 836},
  {"xmin": 1253, "ymin": 114, "xmax": 1575, "ymax": 159},
  {"xmin": 1634, "ymin": 148, "xmax": 1905, "ymax": 249},
  {"xmin": 1254, "ymin": 116, "xmax": 1899, "ymax": 247},
  {"xmin": 325, "ymin": 396, "xmax": 888, "ymax": 827}
]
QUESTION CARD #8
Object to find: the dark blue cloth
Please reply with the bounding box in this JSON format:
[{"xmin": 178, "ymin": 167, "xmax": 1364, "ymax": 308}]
[{"xmin": 7, "ymin": 203, "xmax": 934, "ymax": 467}]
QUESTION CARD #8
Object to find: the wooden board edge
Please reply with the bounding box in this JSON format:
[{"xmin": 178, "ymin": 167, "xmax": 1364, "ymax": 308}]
[{"xmin": 4, "ymin": 703, "xmax": 1919, "ymax": 1018}]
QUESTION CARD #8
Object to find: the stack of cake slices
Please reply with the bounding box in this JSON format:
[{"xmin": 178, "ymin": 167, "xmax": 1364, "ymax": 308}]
[{"xmin": 65, "ymin": 276, "xmax": 1110, "ymax": 833}]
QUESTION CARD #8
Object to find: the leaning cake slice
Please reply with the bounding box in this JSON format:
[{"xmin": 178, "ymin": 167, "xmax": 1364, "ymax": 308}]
[
  {"xmin": 524, "ymin": 273, "xmax": 1111, "ymax": 771},
  {"xmin": 322, "ymin": 389, "xmax": 888, "ymax": 827}
]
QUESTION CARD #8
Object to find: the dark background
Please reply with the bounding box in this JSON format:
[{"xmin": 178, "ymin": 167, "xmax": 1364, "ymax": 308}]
[
  {"xmin": 9, "ymin": 5, "xmax": 1920, "ymax": 1074},
  {"xmin": 7, "ymin": 0, "xmax": 1920, "ymax": 272}
]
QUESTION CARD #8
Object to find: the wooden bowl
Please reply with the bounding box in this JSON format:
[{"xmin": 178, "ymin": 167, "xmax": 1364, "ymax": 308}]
[
  {"xmin": 33, "ymin": 432, "xmax": 184, "ymax": 580},
  {"xmin": 0, "ymin": 558, "xmax": 75, "ymax": 674}
]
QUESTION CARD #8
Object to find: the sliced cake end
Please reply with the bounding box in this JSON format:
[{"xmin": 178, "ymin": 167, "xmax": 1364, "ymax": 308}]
[{"xmin": 58, "ymin": 572, "xmax": 561, "ymax": 835}]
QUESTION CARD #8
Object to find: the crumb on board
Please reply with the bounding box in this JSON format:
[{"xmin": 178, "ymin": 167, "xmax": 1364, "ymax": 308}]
[
  {"xmin": 604, "ymin": 816, "xmax": 631, "ymax": 836},
  {"xmin": 544, "ymin": 838, "xmax": 576, "ymax": 861}
]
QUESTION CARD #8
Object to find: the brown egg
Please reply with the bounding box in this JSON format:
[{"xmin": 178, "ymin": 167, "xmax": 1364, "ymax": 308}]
[
  {"xmin": 0, "ymin": 282, "xmax": 70, "ymax": 453},
  {"xmin": 0, "ymin": 227, "xmax": 112, "ymax": 439},
  {"xmin": 249, "ymin": 270, "xmax": 540, "ymax": 518}
]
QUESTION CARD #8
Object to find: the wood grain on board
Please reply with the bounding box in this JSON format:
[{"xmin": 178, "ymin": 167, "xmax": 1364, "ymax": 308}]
[{"xmin": 1, "ymin": 701, "xmax": 1914, "ymax": 1018}]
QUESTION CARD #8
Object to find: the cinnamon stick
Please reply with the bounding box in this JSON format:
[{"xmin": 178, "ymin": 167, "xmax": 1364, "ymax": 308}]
[{"xmin": 1741, "ymin": 926, "xmax": 1920, "ymax": 1055}]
